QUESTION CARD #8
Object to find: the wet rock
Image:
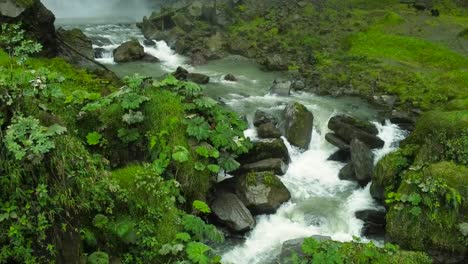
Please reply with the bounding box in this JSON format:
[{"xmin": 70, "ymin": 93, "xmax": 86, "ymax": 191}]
[
  {"xmin": 239, "ymin": 139, "xmax": 290, "ymax": 164},
  {"xmin": 338, "ymin": 162, "xmax": 356, "ymax": 181},
  {"xmin": 254, "ymin": 110, "xmax": 277, "ymax": 127},
  {"xmin": 269, "ymin": 79, "xmax": 292, "ymax": 96},
  {"xmin": 284, "ymin": 102, "xmax": 314, "ymax": 149},
  {"xmin": 328, "ymin": 115, "xmax": 384, "ymax": 149},
  {"xmin": 350, "ymin": 139, "xmax": 374, "ymax": 186},
  {"xmin": 113, "ymin": 40, "xmax": 145, "ymax": 63},
  {"xmin": 141, "ymin": 53, "xmax": 160, "ymax": 63},
  {"xmin": 390, "ymin": 110, "xmax": 417, "ymax": 131},
  {"xmin": 173, "ymin": 66, "xmax": 210, "ymax": 84},
  {"xmin": 327, "ymin": 149, "xmax": 351, "ymax": 163},
  {"xmin": 211, "ymin": 191, "xmax": 255, "ymax": 233},
  {"xmin": 94, "ymin": 48, "xmax": 105, "ymax": 59},
  {"xmin": 370, "ymin": 182, "xmax": 385, "ymax": 202},
  {"xmin": 325, "ymin": 133, "xmax": 350, "ymax": 152},
  {"xmin": 257, "ymin": 122, "xmax": 282, "ymax": 139},
  {"xmin": 56, "ymin": 28, "xmax": 94, "ymax": 61},
  {"xmin": 235, "ymin": 158, "xmax": 288, "ymax": 176},
  {"xmin": 224, "ymin": 74, "xmax": 237, "ymax": 82},
  {"xmin": 279, "ymin": 236, "xmax": 332, "ymax": 264},
  {"xmin": 188, "ymin": 72, "xmax": 210, "ymax": 84},
  {"xmin": 143, "ymin": 39, "xmax": 156, "ymax": 46},
  {"xmin": 292, "ymin": 80, "xmax": 306, "ymax": 91},
  {"xmin": 355, "ymin": 210, "xmax": 386, "ymax": 237},
  {"xmin": 190, "ymin": 49, "xmax": 208, "ymax": 65},
  {"xmin": 234, "ymin": 171, "xmax": 291, "ymax": 215}
]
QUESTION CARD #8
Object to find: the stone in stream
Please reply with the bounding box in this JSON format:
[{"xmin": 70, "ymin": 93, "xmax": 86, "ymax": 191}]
[
  {"xmin": 328, "ymin": 114, "xmax": 384, "ymax": 149},
  {"xmin": 235, "ymin": 158, "xmax": 288, "ymax": 176},
  {"xmin": 94, "ymin": 48, "xmax": 106, "ymax": 59},
  {"xmin": 327, "ymin": 149, "xmax": 351, "ymax": 163},
  {"xmin": 233, "ymin": 171, "xmax": 291, "ymax": 215},
  {"xmin": 172, "ymin": 66, "xmax": 210, "ymax": 84},
  {"xmin": 283, "ymin": 102, "xmax": 314, "ymax": 149},
  {"xmin": 143, "ymin": 39, "xmax": 156, "ymax": 46},
  {"xmin": 279, "ymin": 236, "xmax": 332, "ymax": 264},
  {"xmin": 224, "ymin": 74, "xmax": 237, "ymax": 82},
  {"xmin": 257, "ymin": 122, "xmax": 282, "ymax": 139},
  {"xmin": 325, "ymin": 133, "xmax": 350, "ymax": 152},
  {"xmin": 253, "ymin": 110, "xmax": 278, "ymax": 127},
  {"xmin": 211, "ymin": 191, "xmax": 255, "ymax": 233},
  {"xmin": 141, "ymin": 53, "xmax": 160, "ymax": 63},
  {"xmin": 350, "ymin": 139, "xmax": 374, "ymax": 186},
  {"xmin": 338, "ymin": 162, "xmax": 357, "ymax": 181},
  {"xmin": 113, "ymin": 40, "xmax": 145, "ymax": 63},
  {"xmin": 355, "ymin": 210, "xmax": 386, "ymax": 237},
  {"xmin": 238, "ymin": 139, "xmax": 290, "ymax": 164},
  {"xmin": 269, "ymin": 79, "xmax": 292, "ymax": 96}
]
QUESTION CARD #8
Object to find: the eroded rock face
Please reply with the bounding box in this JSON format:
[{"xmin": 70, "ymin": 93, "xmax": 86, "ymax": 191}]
[
  {"xmin": 0, "ymin": 0, "xmax": 58, "ymax": 57},
  {"xmin": 233, "ymin": 171, "xmax": 291, "ymax": 215},
  {"xmin": 211, "ymin": 191, "xmax": 255, "ymax": 232},
  {"xmin": 113, "ymin": 40, "xmax": 145, "ymax": 63},
  {"xmin": 284, "ymin": 102, "xmax": 314, "ymax": 149}
]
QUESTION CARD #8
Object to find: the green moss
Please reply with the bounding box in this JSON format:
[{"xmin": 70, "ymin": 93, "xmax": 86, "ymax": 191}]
[
  {"xmin": 387, "ymin": 162, "xmax": 468, "ymax": 253},
  {"xmin": 373, "ymin": 149, "xmax": 410, "ymax": 193},
  {"xmin": 246, "ymin": 171, "xmax": 281, "ymax": 187}
]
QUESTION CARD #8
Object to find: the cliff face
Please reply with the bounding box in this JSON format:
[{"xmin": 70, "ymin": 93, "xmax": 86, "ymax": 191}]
[{"xmin": 0, "ymin": 0, "xmax": 58, "ymax": 57}]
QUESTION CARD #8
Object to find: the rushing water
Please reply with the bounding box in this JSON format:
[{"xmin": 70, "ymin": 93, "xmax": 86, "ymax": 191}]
[{"xmin": 50, "ymin": 17, "xmax": 408, "ymax": 264}]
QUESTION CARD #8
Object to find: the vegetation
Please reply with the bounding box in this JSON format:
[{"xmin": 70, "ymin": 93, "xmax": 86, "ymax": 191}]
[
  {"xmin": 291, "ymin": 237, "xmax": 431, "ymax": 264},
  {"xmin": 0, "ymin": 23, "xmax": 250, "ymax": 263}
]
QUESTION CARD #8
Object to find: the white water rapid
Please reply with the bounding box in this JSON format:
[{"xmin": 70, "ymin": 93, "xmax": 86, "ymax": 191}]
[{"xmin": 46, "ymin": 18, "xmax": 408, "ymax": 263}]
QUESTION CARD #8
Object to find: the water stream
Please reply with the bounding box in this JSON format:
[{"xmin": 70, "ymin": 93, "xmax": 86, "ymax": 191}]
[{"xmin": 49, "ymin": 13, "xmax": 407, "ymax": 264}]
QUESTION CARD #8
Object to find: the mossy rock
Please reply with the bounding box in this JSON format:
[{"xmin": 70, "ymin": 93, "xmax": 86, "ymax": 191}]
[
  {"xmin": 386, "ymin": 162, "xmax": 468, "ymax": 254},
  {"xmin": 370, "ymin": 149, "xmax": 411, "ymax": 200},
  {"xmin": 87, "ymin": 251, "xmax": 109, "ymax": 264}
]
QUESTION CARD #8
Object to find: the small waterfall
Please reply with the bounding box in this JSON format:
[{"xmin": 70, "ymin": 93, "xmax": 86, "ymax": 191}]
[{"xmin": 221, "ymin": 97, "xmax": 407, "ymax": 264}]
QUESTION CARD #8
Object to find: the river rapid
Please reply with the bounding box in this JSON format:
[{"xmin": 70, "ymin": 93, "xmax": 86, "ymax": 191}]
[{"xmin": 49, "ymin": 13, "xmax": 407, "ymax": 264}]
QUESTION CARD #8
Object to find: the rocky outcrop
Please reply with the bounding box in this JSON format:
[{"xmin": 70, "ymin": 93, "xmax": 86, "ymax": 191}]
[
  {"xmin": 0, "ymin": 0, "xmax": 57, "ymax": 57},
  {"xmin": 233, "ymin": 171, "xmax": 291, "ymax": 215},
  {"xmin": 350, "ymin": 139, "xmax": 374, "ymax": 186},
  {"xmin": 211, "ymin": 191, "xmax": 255, "ymax": 232},
  {"xmin": 279, "ymin": 236, "xmax": 332, "ymax": 264},
  {"xmin": 113, "ymin": 40, "xmax": 145, "ymax": 63},
  {"xmin": 327, "ymin": 115, "xmax": 384, "ymax": 149},
  {"xmin": 239, "ymin": 138, "xmax": 290, "ymax": 164},
  {"xmin": 56, "ymin": 28, "xmax": 94, "ymax": 67},
  {"xmin": 173, "ymin": 66, "xmax": 210, "ymax": 84},
  {"xmin": 283, "ymin": 102, "xmax": 314, "ymax": 149}
]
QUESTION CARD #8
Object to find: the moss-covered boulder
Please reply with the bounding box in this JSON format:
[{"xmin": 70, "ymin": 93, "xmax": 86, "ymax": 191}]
[
  {"xmin": 233, "ymin": 171, "xmax": 291, "ymax": 215},
  {"xmin": 238, "ymin": 138, "xmax": 290, "ymax": 164},
  {"xmin": 113, "ymin": 40, "xmax": 145, "ymax": 63},
  {"xmin": 283, "ymin": 102, "xmax": 314, "ymax": 149},
  {"xmin": 386, "ymin": 162, "xmax": 468, "ymax": 261},
  {"xmin": 327, "ymin": 115, "xmax": 384, "ymax": 149}
]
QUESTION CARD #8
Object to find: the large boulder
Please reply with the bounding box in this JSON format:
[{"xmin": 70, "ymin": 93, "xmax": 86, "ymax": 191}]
[
  {"xmin": 257, "ymin": 122, "xmax": 282, "ymax": 139},
  {"xmin": 0, "ymin": 0, "xmax": 58, "ymax": 57},
  {"xmin": 325, "ymin": 133, "xmax": 350, "ymax": 152},
  {"xmin": 279, "ymin": 236, "xmax": 332, "ymax": 264},
  {"xmin": 234, "ymin": 171, "xmax": 291, "ymax": 215},
  {"xmin": 350, "ymin": 139, "xmax": 374, "ymax": 186},
  {"xmin": 253, "ymin": 110, "xmax": 277, "ymax": 127},
  {"xmin": 239, "ymin": 138, "xmax": 290, "ymax": 164},
  {"xmin": 338, "ymin": 162, "xmax": 356, "ymax": 181},
  {"xmin": 327, "ymin": 115, "xmax": 384, "ymax": 149},
  {"xmin": 283, "ymin": 102, "xmax": 314, "ymax": 149},
  {"xmin": 211, "ymin": 191, "xmax": 255, "ymax": 233},
  {"xmin": 355, "ymin": 210, "xmax": 386, "ymax": 238},
  {"xmin": 113, "ymin": 40, "xmax": 145, "ymax": 63},
  {"xmin": 269, "ymin": 79, "xmax": 292, "ymax": 96},
  {"xmin": 235, "ymin": 158, "xmax": 288, "ymax": 176}
]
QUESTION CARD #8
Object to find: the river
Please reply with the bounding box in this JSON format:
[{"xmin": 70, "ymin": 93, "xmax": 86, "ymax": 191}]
[{"xmin": 48, "ymin": 8, "xmax": 407, "ymax": 264}]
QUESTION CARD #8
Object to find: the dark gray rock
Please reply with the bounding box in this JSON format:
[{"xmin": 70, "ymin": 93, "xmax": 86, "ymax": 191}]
[
  {"xmin": 224, "ymin": 74, "xmax": 237, "ymax": 82},
  {"xmin": 94, "ymin": 48, "xmax": 105, "ymax": 59},
  {"xmin": 257, "ymin": 122, "xmax": 282, "ymax": 139},
  {"xmin": 370, "ymin": 182, "xmax": 385, "ymax": 202},
  {"xmin": 338, "ymin": 162, "xmax": 356, "ymax": 181},
  {"xmin": 262, "ymin": 54, "xmax": 288, "ymax": 71},
  {"xmin": 328, "ymin": 115, "xmax": 384, "ymax": 149},
  {"xmin": 327, "ymin": 150, "xmax": 351, "ymax": 163},
  {"xmin": 234, "ymin": 171, "xmax": 291, "ymax": 215},
  {"xmin": 355, "ymin": 210, "xmax": 386, "ymax": 237},
  {"xmin": 390, "ymin": 110, "xmax": 417, "ymax": 131},
  {"xmin": 188, "ymin": 72, "xmax": 210, "ymax": 84},
  {"xmin": 350, "ymin": 139, "xmax": 374, "ymax": 186},
  {"xmin": 143, "ymin": 39, "xmax": 156, "ymax": 46},
  {"xmin": 254, "ymin": 110, "xmax": 277, "ymax": 127},
  {"xmin": 211, "ymin": 191, "xmax": 255, "ymax": 233},
  {"xmin": 239, "ymin": 139, "xmax": 290, "ymax": 164},
  {"xmin": 141, "ymin": 53, "xmax": 160, "ymax": 63},
  {"xmin": 284, "ymin": 102, "xmax": 314, "ymax": 149},
  {"xmin": 113, "ymin": 40, "xmax": 145, "ymax": 63},
  {"xmin": 236, "ymin": 158, "xmax": 288, "ymax": 176},
  {"xmin": 325, "ymin": 133, "xmax": 350, "ymax": 152}
]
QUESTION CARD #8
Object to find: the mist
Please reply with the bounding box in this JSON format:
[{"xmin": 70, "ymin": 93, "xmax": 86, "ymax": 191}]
[{"xmin": 42, "ymin": 0, "xmax": 158, "ymax": 20}]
